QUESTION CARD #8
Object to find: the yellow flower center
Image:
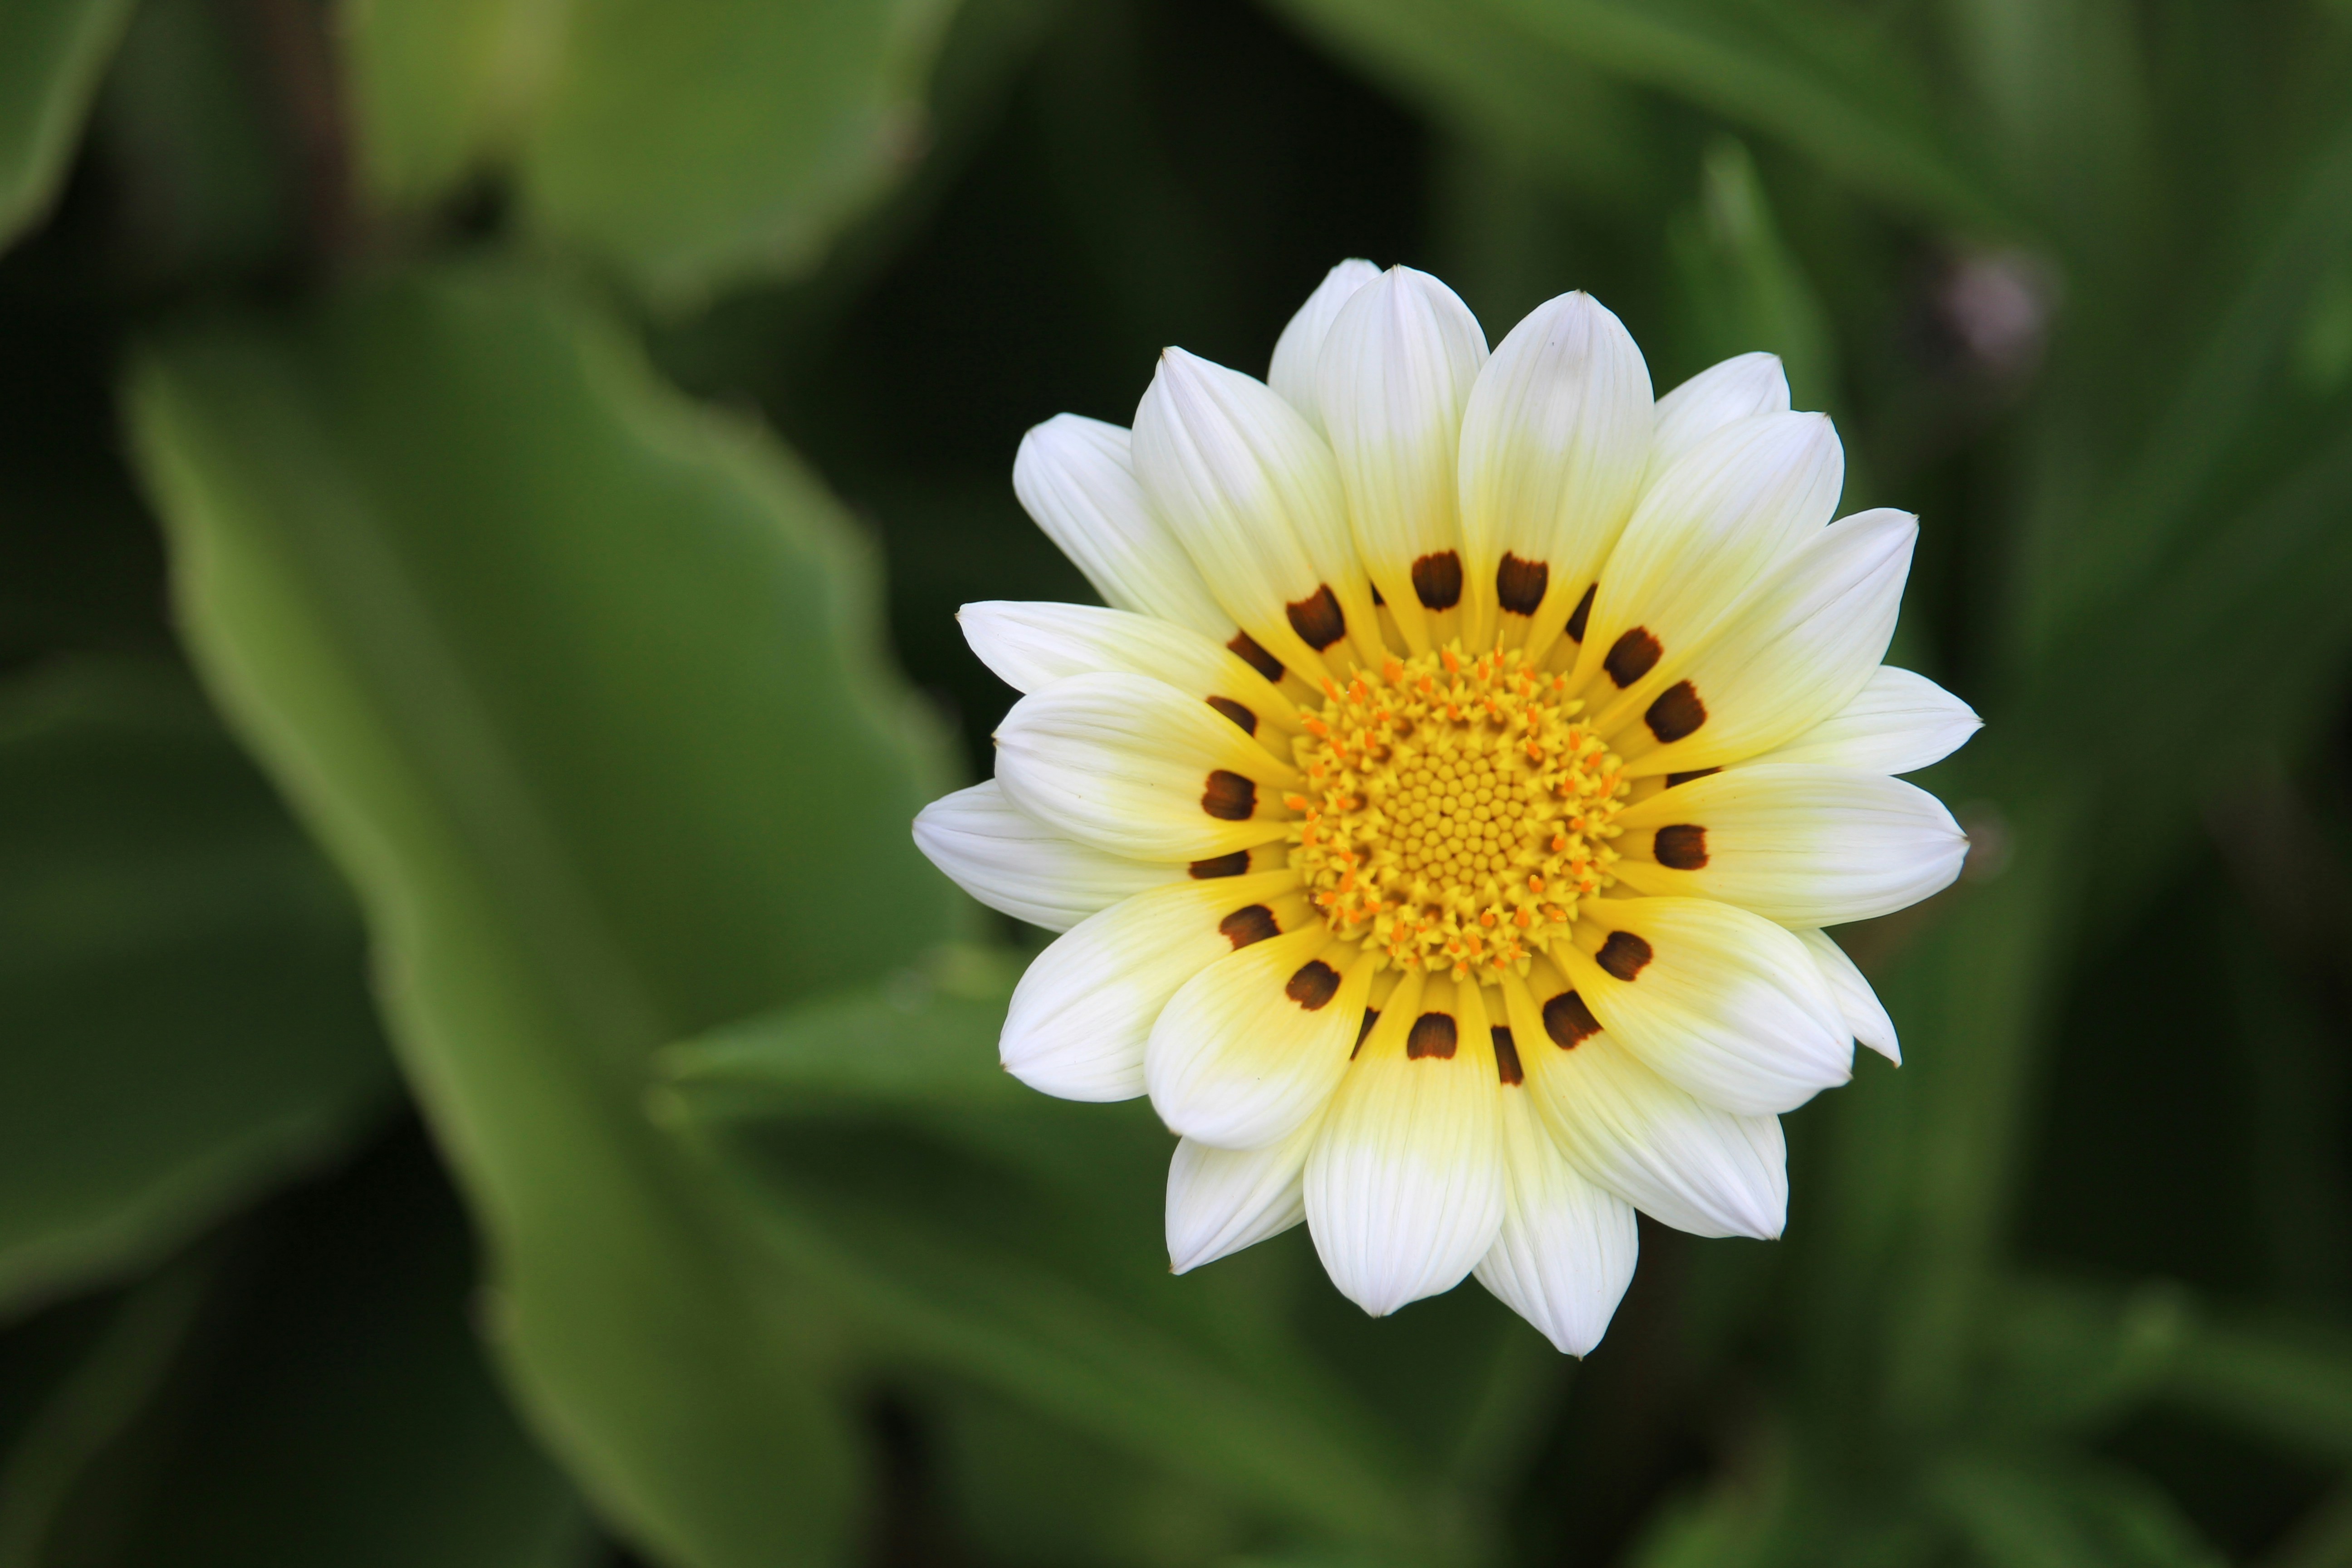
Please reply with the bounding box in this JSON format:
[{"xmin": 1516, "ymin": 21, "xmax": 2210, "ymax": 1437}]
[{"xmin": 1287, "ymin": 645, "xmax": 1630, "ymax": 981}]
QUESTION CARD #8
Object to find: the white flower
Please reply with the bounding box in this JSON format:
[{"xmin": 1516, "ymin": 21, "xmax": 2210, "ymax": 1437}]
[{"xmin": 913, "ymin": 263, "xmax": 1978, "ymax": 1354}]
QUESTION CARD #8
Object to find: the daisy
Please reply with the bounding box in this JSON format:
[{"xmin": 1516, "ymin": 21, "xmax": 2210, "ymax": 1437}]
[{"xmin": 913, "ymin": 261, "xmax": 1977, "ymax": 1353}]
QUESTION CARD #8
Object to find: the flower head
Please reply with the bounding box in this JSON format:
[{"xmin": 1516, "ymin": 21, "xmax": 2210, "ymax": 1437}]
[{"xmin": 914, "ymin": 263, "xmax": 1978, "ymax": 1352}]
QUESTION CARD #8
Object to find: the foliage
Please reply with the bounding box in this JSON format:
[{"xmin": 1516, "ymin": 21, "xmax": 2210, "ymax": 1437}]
[{"xmin": 0, "ymin": 0, "xmax": 2348, "ymax": 1564}]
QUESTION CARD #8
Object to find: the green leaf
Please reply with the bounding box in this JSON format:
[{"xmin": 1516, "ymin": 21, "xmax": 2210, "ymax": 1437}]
[
  {"xmin": 1808, "ymin": 775, "xmax": 2093, "ymax": 1436},
  {"xmin": 660, "ymin": 962, "xmax": 1450, "ymax": 1560},
  {"xmin": 1665, "ymin": 137, "xmax": 1836, "ymax": 407},
  {"xmin": 2164, "ymin": 1313, "xmax": 2352, "ymax": 1470},
  {"xmin": 0, "ymin": 659, "xmax": 393, "ymax": 1315},
  {"xmin": 1985, "ymin": 1278, "xmax": 2352, "ymax": 1470},
  {"xmin": 1256, "ymin": 0, "xmax": 1661, "ymax": 211},
  {"xmin": 930, "ymin": 1386, "xmax": 1259, "ymax": 1568},
  {"xmin": 126, "ymin": 261, "xmax": 962, "ymax": 1566},
  {"xmin": 1979, "ymin": 1277, "xmax": 2196, "ymax": 1438},
  {"xmin": 0, "ymin": 1138, "xmax": 592, "ymax": 1568},
  {"xmin": 0, "ymin": 1257, "xmax": 214, "ymax": 1568},
  {"xmin": 2024, "ymin": 102, "xmax": 2352, "ymax": 655},
  {"xmin": 2265, "ymin": 1483, "xmax": 2352, "ymax": 1568},
  {"xmin": 656, "ymin": 945, "xmax": 1031, "ymax": 1128},
  {"xmin": 2016, "ymin": 420, "xmax": 2352, "ymax": 920},
  {"xmin": 0, "ymin": 0, "xmax": 136, "ymax": 249},
  {"xmin": 91, "ymin": 0, "xmax": 295, "ymax": 281},
  {"xmin": 341, "ymin": 0, "xmax": 965, "ymax": 307},
  {"xmin": 1934, "ymin": 0, "xmax": 2157, "ymax": 274},
  {"xmin": 1266, "ymin": 0, "xmax": 2017, "ymax": 234},
  {"xmin": 1930, "ymin": 1454, "xmax": 2224, "ymax": 1568}
]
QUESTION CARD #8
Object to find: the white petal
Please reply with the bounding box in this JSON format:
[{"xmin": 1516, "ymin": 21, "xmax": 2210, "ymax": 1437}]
[
  {"xmin": 1268, "ymin": 259, "xmax": 1380, "ymax": 434},
  {"xmin": 1013, "ymin": 415, "xmax": 1231, "ymax": 639},
  {"xmin": 1315, "ymin": 266, "xmax": 1489, "ymax": 654},
  {"xmin": 1474, "ymin": 1087, "xmax": 1639, "ymax": 1356},
  {"xmin": 1166, "ymin": 1110, "xmax": 1323, "ymax": 1273},
  {"xmin": 1613, "ymin": 764, "xmax": 1969, "ymax": 926},
  {"xmin": 1456, "ymin": 292, "xmax": 1653, "ymax": 653},
  {"xmin": 912, "ymin": 780, "xmax": 1184, "ymax": 931},
  {"xmin": 1146, "ymin": 927, "xmax": 1369, "ymax": 1149},
  {"xmin": 1131, "ymin": 349, "xmax": 1376, "ymax": 677},
  {"xmin": 992, "ymin": 671, "xmax": 1298, "ymax": 861},
  {"xmin": 1001, "ymin": 869, "xmax": 1306, "ymax": 1101},
  {"xmin": 1504, "ymin": 974, "xmax": 1786, "ymax": 1239},
  {"xmin": 1796, "ymin": 927, "xmax": 1899, "ymax": 1065},
  {"xmin": 1304, "ymin": 977, "xmax": 1505, "ymax": 1315},
  {"xmin": 1749, "ymin": 665, "xmax": 1981, "ymax": 775},
  {"xmin": 1605, "ymin": 508, "xmax": 1915, "ymax": 775},
  {"xmin": 1557, "ymin": 897, "xmax": 1851, "ymax": 1117},
  {"xmin": 1571, "ymin": 412, "xmax": 1843, "ymax": 711},
  {"xmin": 958, "ymin": 600, "xmax": 1299, "ymax": 738},
  {"xmin": 1648, "ymin": 352, "xmax": 1790, "ymax": 476}
]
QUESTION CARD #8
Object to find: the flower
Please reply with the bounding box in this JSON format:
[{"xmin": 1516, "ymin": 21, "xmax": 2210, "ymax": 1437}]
[{"xmin": 913, "ymin": 262, "xmax": 1978, "ymax": 1353}]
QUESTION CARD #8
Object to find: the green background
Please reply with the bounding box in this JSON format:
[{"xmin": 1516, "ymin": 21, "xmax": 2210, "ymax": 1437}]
[{"xmin": 1, "ymin": 0, "xmax": 2350, "ymax": 1563}]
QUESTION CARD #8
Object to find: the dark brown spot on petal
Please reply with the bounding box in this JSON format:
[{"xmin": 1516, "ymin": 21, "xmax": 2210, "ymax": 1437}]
[
  {"xmin": 1645, "ymin": 681, "xmax": 1706, "ymax": 742},
  {"xmin": 1353, "ymin": 1007, "xmax": 1379, "ymax": 1057},
  {"xmin": 1411, "ymin": 551, "xmax": 1463, "ymax": 610},
  {"xmin": 1597, "ymin": 930, "xmax": 1653, "ymax": 981},
  {"xmin": 1286, "ymin": 585, "xmax": 1347, "ymax": 650},
  {"xmin": 1492, "ymin": 1026, "xmax": 1524, "ymax": 1086},
  {"xmin": 1226, "ymin": 630, "xmax": 1284, "ymax": 682},
  {"xmin": 1666, "ymin": 767, "xmax": 1720, "ymax": 789},
  {"xmin": 1564, "ymin": 581, "xmax": 1596, "ymax": 642},
  {"xmin": 1219, "ymin": 904, "xmax": 1279, "ymax": 949},
  {"xmin": 1653, "ymin": 824, "xmax": 1709, "ymax": 870},
  {"xmin": 1605, "ymin": 627, "xmax": 1661, "ymax": 687},
  {"xmin": 1202, "ymin": 769, "xmax": 1256, "ymax": 820},
  {"xmin": 1542, "ymin": 990, "xmax": 1602, "ymax": 1049},
  {"xmin": 1205, "ymin": 696, "xmax": 1257, "ymax": 735},
  {"xmin": 1497, "ymin": 553, "xmax": 1549, "ymax": 616},
  {"xmin": 1188, "ymin": 851, "xmax": 1249, "ymax": 879},
  {"xmin": 1406, "ymin": 1011, "xmax": 1459, "ymax": 1060},
  {"xmin": 1287, "ymin": 959, "xmax": 1342, "ymax": 1010}
]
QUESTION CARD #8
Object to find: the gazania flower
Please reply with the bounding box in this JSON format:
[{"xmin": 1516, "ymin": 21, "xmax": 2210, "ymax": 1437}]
[{"xmin": 913, "ymin": 261, "xmax": 1976, "ymax": 1352}]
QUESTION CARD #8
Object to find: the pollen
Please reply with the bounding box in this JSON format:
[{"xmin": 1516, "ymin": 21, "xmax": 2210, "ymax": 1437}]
[{"xmin": 1288, "ymin": 644, "xmax": 1629, "ymax": 979}]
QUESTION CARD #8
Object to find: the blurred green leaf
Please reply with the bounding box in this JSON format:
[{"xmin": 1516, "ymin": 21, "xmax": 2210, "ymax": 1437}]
[
  {"xmin": 1979, "ymin": 1277, "xmax": 2196, "ymax": 1438},
  {"xmin": 2265, "ymin": 1484, "xmax": 2352, "ymax": 1568},
  {"xmin": 127, "ymin": 261, "xmax": 963, "ymax": 1566},
  {"xmin": 94, "ymin": 1137, "xmax": 591, "ymax": 1568},
  {"xmin": 2026, "ymin": 102, "xmax": 2352, "ymax": 655},
  {"xmin": 1266, "ymin": 0, "xmax": 2015, "ymax": 233},
  {"xmin": 2298, "ymin": 261, "xmax": 2352, "ymax": 395},
  {"xmin": 343, "ymin": 0, "xmax": 965, "ymax": 307},
  {"xmin": 1928, "ymin": 1455, "xmax": 2116, "ymax": 1568},
  {"xmin": 0, "ymin": 659, "xmax": 392, "ymax": 1315},
  {"xmin": 931, "ymin": 1386, "xmax": 1258, "ymax": 1568},
  {"xmin": 1936, "ymin": 0, "xmax": 2155, "ymax": 273},
  {"xmin": 0, "ymin": 1137, "xmax": 593, "ymax": 1568},
  {"xmin": 1931, "ymin": 1453, "xmax": 2225, "ymax": 1568},
  {"xmin": 2164, "ymin": 1313, "xmax": 2352, "ymax": 1470},
  {"xmin": 1987, "ymin": 1278, "xmax": 2352, "ymax": 1469},
  {"xmin": 0, "ymin": 0, "xmax": 136, "ymax": 249},
  {"xmin": 662, "ymin": 963, "xmax": 1453, "ymax": 1560},
  {"xmin": 1617, "ymin": 1473, "xmax": 1786, "ymax": 1568},
  {"xmin": 1255, "ymin": 0, "xmax": 1660, "ymax": 211},
  {"xmin": 92, "ymin": 0, "xmax": 294, "ymax": 283},
  {"xmin": 651, "ymin": 0, "xmax": 1069, "ymax": 393},
  {"xmin": 657, "ymin": 945, "xmax": 1029, "ymax": 1127},
  {"xmin": 1666, "ymin": 137, "xmax": 1835, "ymax": 407},
  {"xmin": 2020, "ymin": 419, "xmax": 2352, "ymax": 919},
  {"xmin": 1808, "ymin": 778, "xmax": 2090, "ymax": 1436},
  {"xmin": 0, "ymin": 1257, "xmax": 212, "ymax": 1568}
]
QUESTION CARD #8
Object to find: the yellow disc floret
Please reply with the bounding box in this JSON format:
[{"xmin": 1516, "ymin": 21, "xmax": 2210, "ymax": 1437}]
[{"xmin": 1286, "ymin": 646, "xmax": 1630, "ymax": 981}]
